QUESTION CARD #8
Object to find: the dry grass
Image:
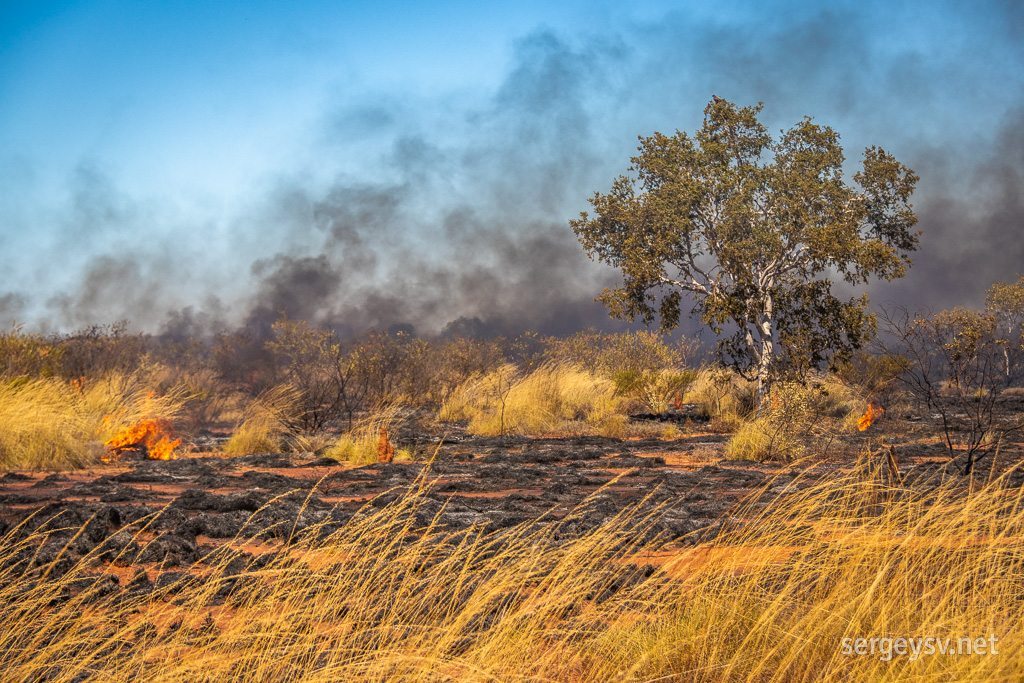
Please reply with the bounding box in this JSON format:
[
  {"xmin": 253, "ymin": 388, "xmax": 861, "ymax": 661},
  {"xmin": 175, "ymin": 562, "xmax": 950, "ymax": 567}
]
[
  {"xmin": 440, "ymin": 362, "xmax": 625, "ymax": 436},
  {"xmin": 725, "ymin": 378, "xmax": 868, "ymax": 462},
  {"xmin": 223, "ymin": 385, "xmax": 301, "ymax": 456},
  {"xmin": 0, "ymin": 462, "xmax": 1021, "ymax": 680},
  {"xmin": 683, "ymin": 367, "xmax": 758, "ymax": 426},
  {"xmin": 0, "ymin": 374, "xmax": 189, "ymax": 471},
  {"xmin": 325, "ymin": 400, "xmax": 413, "ymax": 464},
  {"xmin": 0, "ymin": 378, "xmax": 97, "ymax": 470}
]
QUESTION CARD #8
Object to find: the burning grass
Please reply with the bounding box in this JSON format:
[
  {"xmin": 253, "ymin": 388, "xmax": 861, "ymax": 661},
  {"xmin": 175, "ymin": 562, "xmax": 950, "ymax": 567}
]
[
  {"xmin": 0, "ymin": 375, "xmax": 188, "ymax": 470},
  {"xmin": 1, "ymin": 463, "xmax": 1021, "ymax": 680},
  {"xmin": 102, "ymin": 418, "xmax": 182, "ymax": 461}
]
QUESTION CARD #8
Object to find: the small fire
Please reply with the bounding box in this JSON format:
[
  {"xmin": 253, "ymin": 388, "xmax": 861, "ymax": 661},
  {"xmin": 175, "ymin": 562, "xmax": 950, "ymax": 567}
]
[
  {"xmin": 858, "ymin": 402, "xmax": 885, "ymax": 431},
  {"xmin": 103, "ymin": 418, "xmax": 181, "ymax": 461}
]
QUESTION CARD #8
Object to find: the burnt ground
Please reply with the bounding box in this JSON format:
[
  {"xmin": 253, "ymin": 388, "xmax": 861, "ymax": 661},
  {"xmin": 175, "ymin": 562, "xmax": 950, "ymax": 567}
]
[{"xmin": 2, "ymin": 404, "xmax": 1024, "ymax": 604}]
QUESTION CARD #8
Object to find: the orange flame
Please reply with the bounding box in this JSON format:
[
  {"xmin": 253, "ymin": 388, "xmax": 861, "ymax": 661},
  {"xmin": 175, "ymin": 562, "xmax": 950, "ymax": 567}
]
[
  {"xmin": 103, "ymin": 418, "xmax": 181, "ymax": 461},
  {"xmin": 857, "ymin": 402, "xmax": 885, "ymax": 431}
]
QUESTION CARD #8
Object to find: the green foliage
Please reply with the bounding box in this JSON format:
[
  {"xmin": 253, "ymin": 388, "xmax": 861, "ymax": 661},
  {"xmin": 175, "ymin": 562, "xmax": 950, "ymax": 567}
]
[
  {"xmin": 986, "ymin": 273, "xmax": 1024, "ymax": 381},
  {"xmin": 572, "ymin": 97, "xmax": 919, "ymax": 406}
]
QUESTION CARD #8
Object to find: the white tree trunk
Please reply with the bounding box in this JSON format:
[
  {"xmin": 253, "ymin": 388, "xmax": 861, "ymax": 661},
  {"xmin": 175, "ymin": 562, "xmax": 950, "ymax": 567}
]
[
  {"xmin": 756, "ymin": 291, "xmax": 775, "ymax": 415},
  {"xmin": 756, "ymin": 335, "xmax": 773, "ymax": 414}
]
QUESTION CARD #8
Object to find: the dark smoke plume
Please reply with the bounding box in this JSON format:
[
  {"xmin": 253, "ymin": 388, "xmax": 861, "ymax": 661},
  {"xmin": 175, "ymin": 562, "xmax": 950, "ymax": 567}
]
[{"xmin": 3, "ymin": 2, "xmax": 1022, "ymax": 337}]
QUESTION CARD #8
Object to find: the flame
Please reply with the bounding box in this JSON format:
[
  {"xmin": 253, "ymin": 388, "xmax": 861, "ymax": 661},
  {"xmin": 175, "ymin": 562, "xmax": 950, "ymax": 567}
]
[
  {"xmin": 857, "ymin": 402, "xmax": 885, "ymax": 431},
  {"xmin": 103, "ymin": 418, "xmax": 181, "ymax": 461}
]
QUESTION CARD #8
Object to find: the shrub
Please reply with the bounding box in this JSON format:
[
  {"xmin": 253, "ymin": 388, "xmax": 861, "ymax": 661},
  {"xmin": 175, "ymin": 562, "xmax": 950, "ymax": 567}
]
[
  {"xmin": 882, "ymin": 305, "xmax": 1023, "ymax": 474},
  {"xmin": 53, "ymin": 321, "xmax": 149, "ymax": 381},
  {"xmin": 0, "ymin": 324, "xmax": 64, "ymax": 379},
  {"xmin": 726, "ymin": 417, "xmax": 803, "ymax": 462}
]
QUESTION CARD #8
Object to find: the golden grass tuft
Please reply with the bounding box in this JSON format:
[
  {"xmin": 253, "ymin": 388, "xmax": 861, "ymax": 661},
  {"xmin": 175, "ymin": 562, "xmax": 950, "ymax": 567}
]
[
  {"xmin": 440, "ymin": 362, "xmax": 624, "ymax": 436},
  {"xmin": 325, "ymin": 400, "xmax": 413, "ymax": 464},
  {"xmin": 223, "ymin": 385, "xmax": 300, "ymax": 456},
  {"xmin": 0, "ymin": 378, "xmax": 96, "ymax": 470},
  {"xmin": 0, "ymin": 463, "xmax": 1021, "ymax": 680},
  {"xmin": 683, "ymin": 367, "xmax": 757, "ymax": 426}
]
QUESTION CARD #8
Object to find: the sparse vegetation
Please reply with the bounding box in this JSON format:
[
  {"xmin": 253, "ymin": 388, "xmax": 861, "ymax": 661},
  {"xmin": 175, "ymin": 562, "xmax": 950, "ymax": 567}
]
[
  {"xmin": 883, "ymin": 305, "xmax": 1024, "ymax": 474},
  {"xmin": 223, "ymin": 385, "xmax": 301, "ymax": 456},
  {"xmin": 325, "ymin": 400, "xmax": 413, "ymax": 463},
  {"xmin": 2, "ymin": 305, "xmax": 1023, "ymax": 678}
]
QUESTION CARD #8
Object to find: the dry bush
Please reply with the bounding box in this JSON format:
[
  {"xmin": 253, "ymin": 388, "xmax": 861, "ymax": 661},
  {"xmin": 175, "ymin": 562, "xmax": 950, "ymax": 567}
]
[
  {"xmin": 726, "ymin": 380, "xmax": 853, "ymax": 462},
  {"xmin": 440, "ymin": 362, "xmax": 624, "ymax": 436},
  {"xmin": 1, "ymin": 465, "xmax": 1021, "ymax": 680},
  {"xmin": 544, "ymin": 329, "xmax": 698, "ymax": 374},
  {"xmin": 0, "ymin": 324, "xmax": 64, "ymax": 379},
  {"xmin": 52, "ymin": 321, "xmax": 150, "ymax": 382},
  {"xmin": 546, "ymin": 330, "xmax": 699, "ymax": 413},
  {"xmin": 882, "ymin": 306, "xmax": 1024, "ymax": 474},
  {"xmin": 833, "ymin": 349, "xmax": 908, "ymax": 409},
  {"xmin": 223, "ymin": 385, "xmax": 301, "ymax": 456},
  {"xmin": 149, "ymin": 339, "xmax": 235, "ymax": 434}
]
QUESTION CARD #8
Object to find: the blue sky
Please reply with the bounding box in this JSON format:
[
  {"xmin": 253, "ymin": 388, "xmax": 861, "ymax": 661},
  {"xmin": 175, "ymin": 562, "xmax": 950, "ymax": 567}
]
[{"xmin": 1, "ymin": 0, "xmax": 1022, "ymax": 335}]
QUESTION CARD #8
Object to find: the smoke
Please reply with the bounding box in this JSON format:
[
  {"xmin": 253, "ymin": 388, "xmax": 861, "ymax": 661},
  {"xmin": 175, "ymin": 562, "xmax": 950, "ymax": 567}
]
[
  {"xmin": 3, "ymin": 2, "xmax": 1022, "ymax": 337},
  {"xmin": 886, "ymin": 108, "xmax": 1024, "ymax": 310}
]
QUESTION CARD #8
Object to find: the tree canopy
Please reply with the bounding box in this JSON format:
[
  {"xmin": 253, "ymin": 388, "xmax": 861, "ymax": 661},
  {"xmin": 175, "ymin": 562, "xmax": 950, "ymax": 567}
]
[{"xmin": 571, "ymin": 98, "xmax": 919, "ymax": 407}]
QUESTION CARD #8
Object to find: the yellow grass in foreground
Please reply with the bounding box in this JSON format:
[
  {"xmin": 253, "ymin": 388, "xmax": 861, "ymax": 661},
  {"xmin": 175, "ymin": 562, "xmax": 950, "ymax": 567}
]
[{"xmin": 0, "ymin": 462, "xmax": 1021, "ymax": 681}]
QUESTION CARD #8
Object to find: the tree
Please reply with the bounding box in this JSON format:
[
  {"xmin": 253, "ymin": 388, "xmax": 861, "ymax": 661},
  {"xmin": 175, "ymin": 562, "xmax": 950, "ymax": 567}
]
[
  {"xmin": 986, "ymin": 274, "xmax": 1024, "ymax": 381},
  {"xmin": 267, "ymin": 318, "xmax": 347, "ymax": 434},
  {"xmin": 572, "ymin": 98, "xmax": 919, "ymax": 409}
]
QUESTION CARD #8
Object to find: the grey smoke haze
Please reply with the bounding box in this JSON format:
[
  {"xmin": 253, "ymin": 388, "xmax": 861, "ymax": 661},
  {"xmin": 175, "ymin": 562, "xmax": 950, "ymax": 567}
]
[{"xmin": 2, "ymin": 2, "xmax": 1022, "ymax": 337}]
